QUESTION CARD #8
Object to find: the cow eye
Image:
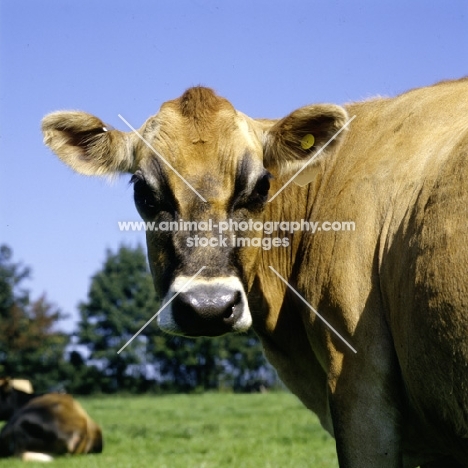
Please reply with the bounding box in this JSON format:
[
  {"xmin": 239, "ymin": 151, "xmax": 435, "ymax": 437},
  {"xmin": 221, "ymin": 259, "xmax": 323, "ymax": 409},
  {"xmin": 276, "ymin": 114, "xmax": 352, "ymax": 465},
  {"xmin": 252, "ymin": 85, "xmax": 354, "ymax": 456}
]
[
  {"xmin": 131, "ymin": 174, "xmax": 176, "ymax": 218},
  {"xmin": 131, "ymin": 175, "xmax": 159, "ymax": 217},
  {"xmin": 237, "ymin": 173, "xmax": 271, "ymax": 212},
  {"xmin": 253, "ymin": 174, "xmax": 271, "ymax": 198}
]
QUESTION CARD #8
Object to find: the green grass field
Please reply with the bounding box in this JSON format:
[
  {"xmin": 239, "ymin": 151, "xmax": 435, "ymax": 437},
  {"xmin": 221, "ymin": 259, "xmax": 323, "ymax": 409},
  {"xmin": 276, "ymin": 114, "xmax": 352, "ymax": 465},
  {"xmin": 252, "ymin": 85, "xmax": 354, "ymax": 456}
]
[{"xmin": 0, "ymin": 392, "xmax": 338, "ymax": 467}]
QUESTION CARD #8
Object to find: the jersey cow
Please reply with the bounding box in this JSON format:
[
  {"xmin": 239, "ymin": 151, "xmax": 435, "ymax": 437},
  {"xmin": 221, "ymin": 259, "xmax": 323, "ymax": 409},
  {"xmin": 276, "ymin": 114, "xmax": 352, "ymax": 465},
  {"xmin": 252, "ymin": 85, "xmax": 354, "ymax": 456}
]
[
  {"xmin": 42, "ymin": 78, "xmax": 468, "ymax": 467},
  {"xmin": 0, "ymin": 379, "xmax": 103, "ymax": 461}
]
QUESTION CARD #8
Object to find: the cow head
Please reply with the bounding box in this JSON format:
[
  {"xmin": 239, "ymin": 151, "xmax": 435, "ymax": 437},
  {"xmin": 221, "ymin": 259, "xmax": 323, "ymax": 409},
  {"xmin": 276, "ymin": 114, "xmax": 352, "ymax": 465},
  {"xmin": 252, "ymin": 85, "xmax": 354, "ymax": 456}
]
[
  {"xmin": 42, "ymin": 87, "xmax": 347, "ymax": 337},
  {"xmin": 0, "ymin": 378, "xmax": 34, "ymax": 420}
]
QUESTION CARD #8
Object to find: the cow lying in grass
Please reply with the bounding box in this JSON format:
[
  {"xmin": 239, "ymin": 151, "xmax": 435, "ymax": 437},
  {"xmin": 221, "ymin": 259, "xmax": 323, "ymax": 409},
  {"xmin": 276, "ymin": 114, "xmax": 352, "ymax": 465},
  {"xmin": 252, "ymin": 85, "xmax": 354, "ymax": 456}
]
[{"xmin": 0, "ymin": 378, "xmax": 103, "ymax": 461}]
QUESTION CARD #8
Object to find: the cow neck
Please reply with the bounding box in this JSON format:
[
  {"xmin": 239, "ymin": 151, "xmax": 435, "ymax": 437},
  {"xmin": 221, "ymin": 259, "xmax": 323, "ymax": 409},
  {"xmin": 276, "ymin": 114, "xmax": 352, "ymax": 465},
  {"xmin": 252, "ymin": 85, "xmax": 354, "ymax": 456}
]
[{"xmin": 261, "ymin": 166, "xmax": 325, "ymax": 275}]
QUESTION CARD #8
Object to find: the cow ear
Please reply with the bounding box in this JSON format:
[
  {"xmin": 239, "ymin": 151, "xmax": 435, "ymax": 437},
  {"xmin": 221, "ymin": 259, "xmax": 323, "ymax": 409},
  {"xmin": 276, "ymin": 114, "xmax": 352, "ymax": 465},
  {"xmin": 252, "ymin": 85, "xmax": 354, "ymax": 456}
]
[
  {"xmin": 0, "ymin": 378, "xmax": 12, "ymax": 392},
  {"xmin": 263, "ymin": 104, "xmax": 349, "ymax": 179},
  {"xmin": 42, "ymin": 111, "xmax": 136, "ymax": 176}
]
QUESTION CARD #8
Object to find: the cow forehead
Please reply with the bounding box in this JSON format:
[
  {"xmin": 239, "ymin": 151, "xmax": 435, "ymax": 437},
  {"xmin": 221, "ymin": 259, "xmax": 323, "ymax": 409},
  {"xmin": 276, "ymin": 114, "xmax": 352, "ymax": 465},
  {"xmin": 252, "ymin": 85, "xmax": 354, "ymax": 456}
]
[
  {"xmin": 144, "ymin": 88, "xmax": 261, "ymax": 155},
  {"xmin": 136, "ymin": 88, "xmax": 264, "ymax": 202}
]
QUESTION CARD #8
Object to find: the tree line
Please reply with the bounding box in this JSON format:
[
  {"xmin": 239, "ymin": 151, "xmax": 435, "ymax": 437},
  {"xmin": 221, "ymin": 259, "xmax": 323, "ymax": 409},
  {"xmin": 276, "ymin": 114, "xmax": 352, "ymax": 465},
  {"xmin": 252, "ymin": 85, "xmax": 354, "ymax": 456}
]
[{"xmin": 0, "ymin": 244, "xmax": 279, "ymax": 394}]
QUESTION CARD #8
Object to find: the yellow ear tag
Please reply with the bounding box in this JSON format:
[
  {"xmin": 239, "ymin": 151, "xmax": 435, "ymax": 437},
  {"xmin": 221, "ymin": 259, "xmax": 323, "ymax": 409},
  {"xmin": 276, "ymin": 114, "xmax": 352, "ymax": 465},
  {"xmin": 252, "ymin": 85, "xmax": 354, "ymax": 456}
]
[{"xmin": 300, "ymin": 134, "xmax": 315, "ymax": 150}]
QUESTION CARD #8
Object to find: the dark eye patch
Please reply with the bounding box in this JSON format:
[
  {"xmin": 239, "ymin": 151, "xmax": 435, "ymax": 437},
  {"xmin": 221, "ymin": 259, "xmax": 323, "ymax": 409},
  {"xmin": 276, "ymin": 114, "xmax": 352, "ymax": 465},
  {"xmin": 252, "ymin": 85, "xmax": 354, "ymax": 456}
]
[
  {"xmin": 231, "ymin": 167, "xmax": 272, "ymax": 213},
  {"xmin": 245, "ymin": 171, "xmax": 272, "ymax": 209},
  {"xmin": 130, "ymin": 171, "xmax": 176, "ymax": 219}
]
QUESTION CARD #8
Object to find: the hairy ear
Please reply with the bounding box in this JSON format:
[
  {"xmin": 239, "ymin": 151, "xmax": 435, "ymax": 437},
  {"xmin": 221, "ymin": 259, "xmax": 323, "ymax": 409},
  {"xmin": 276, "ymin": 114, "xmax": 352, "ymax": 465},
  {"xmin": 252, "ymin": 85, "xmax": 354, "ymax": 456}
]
[
  {"xmin": 10, "ymin": 379, "xmax": 33, "ymax": 394},
  {"xmin": 0, "ymin": 378, "xmax": 12, "ymax": 392},
  {"xmin": 263, "ymin": 104, "xmax": 349, "ymax": 178},
  {"xmin": 42, "ymin": 111, "xmax": 136, "ymax": 176}
]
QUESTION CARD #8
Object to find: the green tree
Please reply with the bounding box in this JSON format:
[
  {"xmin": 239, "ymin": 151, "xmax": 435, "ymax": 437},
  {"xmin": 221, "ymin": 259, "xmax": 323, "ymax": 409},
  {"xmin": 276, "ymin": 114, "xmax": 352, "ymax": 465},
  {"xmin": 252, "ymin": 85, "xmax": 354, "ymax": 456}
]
[
  {"xmin": 149, "ymin": 331, "xmax": 277, "ymax": 392},
  {"xmin": 77, "ymin": 244, "xmax": 159, "ymax": 392},
  {"xmin": 0, "ymin": 245, "xmax": 29, "ymax": 315},
  {"xmin": 216, "ymin": 332, "xmax": 278, "ymax": 392},
  {"xmin": 0, "ymin": 245, "xmax": 70, "ymax": 392}
]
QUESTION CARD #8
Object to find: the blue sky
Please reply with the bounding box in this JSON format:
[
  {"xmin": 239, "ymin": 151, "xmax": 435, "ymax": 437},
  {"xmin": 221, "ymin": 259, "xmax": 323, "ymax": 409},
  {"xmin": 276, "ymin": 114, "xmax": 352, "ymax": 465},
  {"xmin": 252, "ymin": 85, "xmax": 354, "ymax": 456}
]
[{"xmin": 1, "ymin": 0, "xmax": 467, "ymax": 331}]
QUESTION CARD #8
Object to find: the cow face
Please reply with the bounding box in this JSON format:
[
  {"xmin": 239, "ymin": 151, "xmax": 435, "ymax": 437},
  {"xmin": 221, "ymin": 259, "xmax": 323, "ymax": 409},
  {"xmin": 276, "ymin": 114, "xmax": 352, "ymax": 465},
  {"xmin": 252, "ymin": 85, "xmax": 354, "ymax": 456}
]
[
  {"xmin": 0, "ymin": 379, "xmax": 34, "ymax": 421},
  {"xmin": 42, "ymin": 87, "xmax": 348, "ymax": 337}
]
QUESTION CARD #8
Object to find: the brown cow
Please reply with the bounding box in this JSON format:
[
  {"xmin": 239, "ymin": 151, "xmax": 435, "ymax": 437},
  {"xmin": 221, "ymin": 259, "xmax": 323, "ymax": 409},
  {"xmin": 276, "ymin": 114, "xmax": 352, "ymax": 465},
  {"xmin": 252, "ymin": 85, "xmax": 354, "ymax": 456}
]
[
  {"xmin": 42, "ymin": 78, "xmax": 468, "ymax": 467},
  {"xmin": 0, "ymin": 379, "xmax": 103, "ymax": 461}
]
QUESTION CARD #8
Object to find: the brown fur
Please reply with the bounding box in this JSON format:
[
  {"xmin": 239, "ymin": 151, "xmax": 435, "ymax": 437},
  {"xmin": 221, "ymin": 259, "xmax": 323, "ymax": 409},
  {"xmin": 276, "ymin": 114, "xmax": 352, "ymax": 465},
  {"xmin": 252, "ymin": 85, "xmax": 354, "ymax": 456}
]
[
  {"xmin": 42, "ymin": 78, "xmax": 468, "ymax": 467},
  {"xmin": 25, "ymin": 394, "xmax": 102, "ymax": 455}
]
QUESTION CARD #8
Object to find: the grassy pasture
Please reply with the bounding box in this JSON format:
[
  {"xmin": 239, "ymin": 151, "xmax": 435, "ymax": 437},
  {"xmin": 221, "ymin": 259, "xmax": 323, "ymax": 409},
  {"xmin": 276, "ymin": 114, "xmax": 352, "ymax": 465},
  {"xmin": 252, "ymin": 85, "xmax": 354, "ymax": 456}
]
[{"xmin": 0, "ymin": 393, "xmax": 338, "ymax": 467}]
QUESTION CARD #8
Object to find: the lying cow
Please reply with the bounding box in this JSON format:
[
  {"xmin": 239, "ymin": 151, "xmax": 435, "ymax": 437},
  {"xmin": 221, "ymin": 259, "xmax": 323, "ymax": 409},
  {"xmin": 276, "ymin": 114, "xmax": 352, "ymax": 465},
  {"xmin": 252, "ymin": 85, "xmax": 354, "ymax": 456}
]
[
  {"xmin": 42, "ymin": 78, "xmax": 468, "ymax": 467},
  {"xmin": 0, "ymin": 379, "xmax": 103, "ymax": 461}
]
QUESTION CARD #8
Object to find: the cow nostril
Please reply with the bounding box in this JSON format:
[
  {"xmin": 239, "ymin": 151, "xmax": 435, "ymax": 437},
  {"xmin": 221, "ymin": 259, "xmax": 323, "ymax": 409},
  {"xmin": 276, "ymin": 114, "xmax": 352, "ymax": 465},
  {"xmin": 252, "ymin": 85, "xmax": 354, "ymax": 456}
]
[
  {"xmin": 224, "ymin": 305, "xmax": 235, "ymax": 319},
  {"xmin": 222, "ymin": 291, "xmax": 241, "ymax": 322}
]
